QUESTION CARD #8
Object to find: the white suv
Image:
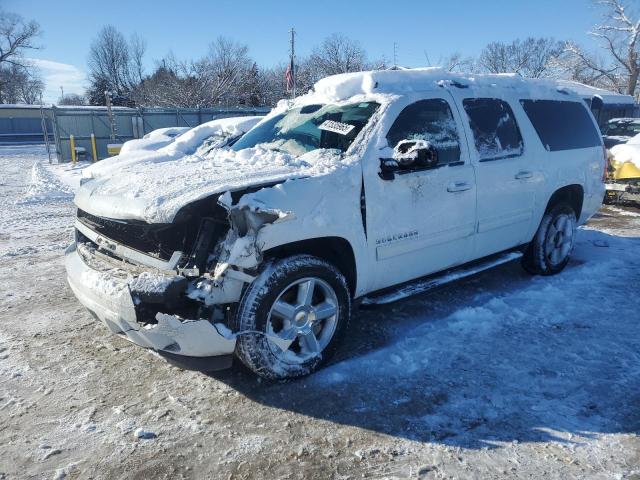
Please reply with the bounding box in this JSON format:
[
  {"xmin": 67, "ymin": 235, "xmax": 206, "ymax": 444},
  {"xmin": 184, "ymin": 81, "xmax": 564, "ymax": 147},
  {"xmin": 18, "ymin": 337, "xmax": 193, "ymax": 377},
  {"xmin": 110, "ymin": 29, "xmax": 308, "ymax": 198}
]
[{"xmin": 66, "ymin": 69, "xmax": 606, "ymax": 379}]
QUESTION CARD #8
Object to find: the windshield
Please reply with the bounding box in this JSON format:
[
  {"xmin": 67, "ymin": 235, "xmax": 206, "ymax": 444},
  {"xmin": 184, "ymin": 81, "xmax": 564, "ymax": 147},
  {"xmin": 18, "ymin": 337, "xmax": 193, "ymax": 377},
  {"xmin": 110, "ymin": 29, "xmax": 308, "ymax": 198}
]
[
  {"xmin": 606, "ymin": 122, "xmax": 640, "ymax": 137},
  {"xmin": 193, "ymin": 133, "xmax": 235, "ymax": 157},
  {"xmin": 232, "ymin": 102, "xmax": 380, "ymax": 155}
]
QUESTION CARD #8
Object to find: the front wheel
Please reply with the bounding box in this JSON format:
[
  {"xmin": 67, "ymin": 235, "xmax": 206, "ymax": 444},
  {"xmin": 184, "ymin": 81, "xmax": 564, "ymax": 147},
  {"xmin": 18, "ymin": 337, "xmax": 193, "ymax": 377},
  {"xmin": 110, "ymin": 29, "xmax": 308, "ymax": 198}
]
[
  {"xmin": 522, "ymin": 203, "xmax": 577, "ymax": 275},
  {"xmin": 233, "ymin": 255, "xmax": 351, "ymax": 380}
]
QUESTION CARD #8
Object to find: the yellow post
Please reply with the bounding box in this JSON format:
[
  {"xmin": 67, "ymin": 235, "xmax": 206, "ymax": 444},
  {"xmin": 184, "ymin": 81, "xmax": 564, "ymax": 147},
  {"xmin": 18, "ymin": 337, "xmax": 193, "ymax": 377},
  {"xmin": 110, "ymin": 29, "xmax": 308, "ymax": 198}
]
[
  {"xmin": 90, "ymin": 133, "xmax": 98, "ymax": 162},
  {"xmin": 70, "ymin": 134, "xmax": 77, "ymax": 165}
]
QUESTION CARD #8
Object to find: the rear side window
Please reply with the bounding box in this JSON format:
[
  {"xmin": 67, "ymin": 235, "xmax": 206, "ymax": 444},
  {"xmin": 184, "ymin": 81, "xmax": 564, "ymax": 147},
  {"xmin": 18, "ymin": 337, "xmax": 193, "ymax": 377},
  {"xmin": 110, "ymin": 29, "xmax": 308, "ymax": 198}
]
[
  {"xmin": 386, "ymin": 98, "xmax": 461, "ymax": 165},
  {"xmin": 463, "ymin": 98, "xmax": 524, "ymax": 161},
  {"xmin": 520, "ymin": 100, "xmax": 602, "ymax": 151}
]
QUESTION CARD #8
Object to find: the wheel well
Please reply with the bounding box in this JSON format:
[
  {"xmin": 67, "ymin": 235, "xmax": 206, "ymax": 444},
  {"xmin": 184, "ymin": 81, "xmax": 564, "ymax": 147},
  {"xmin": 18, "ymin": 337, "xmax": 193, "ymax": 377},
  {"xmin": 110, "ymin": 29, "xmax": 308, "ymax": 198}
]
[
  {"xmin": 264, "ymin": 237, "xmax": 357, "ymax": 296},
  {"xmin": 545, "ymin": 184, "xmax": 584, "ymax": 219}
]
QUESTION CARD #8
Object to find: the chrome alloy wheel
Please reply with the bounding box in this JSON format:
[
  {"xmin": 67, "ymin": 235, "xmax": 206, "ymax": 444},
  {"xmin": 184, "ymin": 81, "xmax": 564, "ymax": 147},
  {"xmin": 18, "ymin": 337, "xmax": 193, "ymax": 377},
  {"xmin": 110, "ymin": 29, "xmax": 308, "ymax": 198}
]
[
  {"xmin": 545, "ymin": 213, "xmax": 575, "ymax": 266},
  {"xmin": 266, "ymin": 277, "xmax": 339, "ymax": 362}
]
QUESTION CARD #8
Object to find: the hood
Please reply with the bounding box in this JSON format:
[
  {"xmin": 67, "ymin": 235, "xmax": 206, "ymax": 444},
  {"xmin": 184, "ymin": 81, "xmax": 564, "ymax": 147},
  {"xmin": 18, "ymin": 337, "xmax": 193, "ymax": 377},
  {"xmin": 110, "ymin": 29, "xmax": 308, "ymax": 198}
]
[
  {"xmin": 83, "ymin": 116, "xmax": 263, "ymax": 181},
  {"xmin": 75, "ymin": 145, "xmax": 347, "ymax": 224}
]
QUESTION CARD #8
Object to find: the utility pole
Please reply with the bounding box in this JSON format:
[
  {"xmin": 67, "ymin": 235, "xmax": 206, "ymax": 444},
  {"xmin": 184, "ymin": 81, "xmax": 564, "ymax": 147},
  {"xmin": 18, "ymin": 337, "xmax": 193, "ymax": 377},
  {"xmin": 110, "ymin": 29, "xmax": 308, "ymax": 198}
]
[
  {"xmin": 60, "ymin": 86, "xmax": 64, "ymax": 100},
  {"xmin": 393, "ymin": 42, "xmax": 398, "ymax": 69},
  {"xmin": 289, "ymin": 28, "xmax": 296, "ymax": 99}
]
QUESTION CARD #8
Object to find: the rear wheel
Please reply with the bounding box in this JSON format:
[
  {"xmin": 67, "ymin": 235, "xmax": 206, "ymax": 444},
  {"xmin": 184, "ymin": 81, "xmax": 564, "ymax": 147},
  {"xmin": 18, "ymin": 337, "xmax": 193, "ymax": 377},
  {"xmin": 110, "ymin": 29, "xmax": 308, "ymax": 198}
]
[
  {"xmin": 233, "ymin": 255, "xmax": 350, "ymax": 380},
  {"xmin": 522, "ymin": 203, "xmax": 577, "ymax": 275}
]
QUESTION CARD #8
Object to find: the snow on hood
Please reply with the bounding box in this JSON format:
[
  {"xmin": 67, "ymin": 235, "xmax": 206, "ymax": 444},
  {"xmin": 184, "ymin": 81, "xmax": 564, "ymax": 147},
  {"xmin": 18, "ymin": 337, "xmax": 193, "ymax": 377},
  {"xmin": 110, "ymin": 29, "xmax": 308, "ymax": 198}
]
[
  {"xmin": 144, "ymin": 126, "xmax": 190, "ymax": 139},
  {"xmin": 119, "ymin": 127, "xmax": 190, "ymax": 155},
  {"xmin": 82, "ymin": 116, "xmax": 262, "ymax": 181},
  {"xmin": 610, "ymin": 138, "xmax": 640, "ymax": 169},
  {"xmin": 119, "ymin": 136, "xmax": 178, "ymax": 155},
  {"xmin": 75, "ymin": 146, "xmax": 347, "ymax": 224}
]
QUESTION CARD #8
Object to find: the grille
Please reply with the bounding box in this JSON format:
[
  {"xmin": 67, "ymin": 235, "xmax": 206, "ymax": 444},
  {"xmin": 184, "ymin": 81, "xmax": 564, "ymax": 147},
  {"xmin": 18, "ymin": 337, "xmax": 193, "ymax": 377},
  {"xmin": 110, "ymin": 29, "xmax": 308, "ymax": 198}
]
[{"xmin": 77, "ymin": 209, "xmax": 197, "ymax": 261}]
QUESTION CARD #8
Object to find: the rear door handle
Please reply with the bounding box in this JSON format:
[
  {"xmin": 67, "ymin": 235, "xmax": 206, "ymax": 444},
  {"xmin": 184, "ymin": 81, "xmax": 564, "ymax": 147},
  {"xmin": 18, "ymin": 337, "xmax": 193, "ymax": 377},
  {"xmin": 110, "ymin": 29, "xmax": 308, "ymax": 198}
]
[
  {"xmin": 447, "ymin": 181, "xmax": 472, "ymax": 193},
  {"xmin": 515, "ymin": 171, "xmax": 533, "ymax": 180}
]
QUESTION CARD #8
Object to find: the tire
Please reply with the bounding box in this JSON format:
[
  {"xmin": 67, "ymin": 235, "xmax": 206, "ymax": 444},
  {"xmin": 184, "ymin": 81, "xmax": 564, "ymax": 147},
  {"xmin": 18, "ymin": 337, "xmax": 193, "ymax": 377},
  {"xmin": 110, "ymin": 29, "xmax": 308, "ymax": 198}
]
[
  {"xmin": 522, "ymin": 203, "xmax": 577, "ymax": 276},
  {"xmin": 233, "ymin": 254, "xmax": 351, "ymax": 380}
]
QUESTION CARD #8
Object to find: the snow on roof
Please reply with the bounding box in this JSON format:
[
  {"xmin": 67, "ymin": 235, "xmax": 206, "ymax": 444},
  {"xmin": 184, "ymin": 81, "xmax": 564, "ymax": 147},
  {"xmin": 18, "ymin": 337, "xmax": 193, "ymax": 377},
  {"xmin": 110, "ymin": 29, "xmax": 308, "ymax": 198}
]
[
  {"xmin": 0, "ymin": 104, "xmax": 135, "ymax": 111},
  {"xmin": 556, "ymin": 80, "xmax": 635, "ymax": 105},
  {"xmin": 0, "ymin": 104, "xmax": 48, "ymax": 109},
  {"xmin": 53, "ymin": 105, "xmax": 134, "ymax": 111},
  {"xmin": 305, "ymin": 68, "xmax": 636, "ymax": 104}
]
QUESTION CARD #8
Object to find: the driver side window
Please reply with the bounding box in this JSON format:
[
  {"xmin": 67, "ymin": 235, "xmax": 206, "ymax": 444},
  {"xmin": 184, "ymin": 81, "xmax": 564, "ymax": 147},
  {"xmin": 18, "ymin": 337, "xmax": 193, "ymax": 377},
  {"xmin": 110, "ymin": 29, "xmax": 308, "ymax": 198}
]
[{"xmin": 386, "ymin": 99, "xmax": 462, "ymax": 165}]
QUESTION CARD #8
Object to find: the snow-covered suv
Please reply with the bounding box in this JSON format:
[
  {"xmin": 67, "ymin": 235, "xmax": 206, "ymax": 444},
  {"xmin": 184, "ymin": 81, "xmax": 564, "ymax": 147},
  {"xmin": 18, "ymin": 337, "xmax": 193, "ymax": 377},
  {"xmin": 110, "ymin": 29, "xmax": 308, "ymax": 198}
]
[{"xmin": 65, "ymin": 69, "xmax": 606, "ymax": 379}]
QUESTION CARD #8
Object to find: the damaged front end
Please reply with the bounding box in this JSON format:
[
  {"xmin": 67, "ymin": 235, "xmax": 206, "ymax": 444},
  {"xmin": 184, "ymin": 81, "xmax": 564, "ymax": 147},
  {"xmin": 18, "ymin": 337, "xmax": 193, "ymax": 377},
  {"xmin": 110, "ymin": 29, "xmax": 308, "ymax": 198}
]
[{"xmin": 66, "ymin": 189, "xmax": 288, "ymax": 370}]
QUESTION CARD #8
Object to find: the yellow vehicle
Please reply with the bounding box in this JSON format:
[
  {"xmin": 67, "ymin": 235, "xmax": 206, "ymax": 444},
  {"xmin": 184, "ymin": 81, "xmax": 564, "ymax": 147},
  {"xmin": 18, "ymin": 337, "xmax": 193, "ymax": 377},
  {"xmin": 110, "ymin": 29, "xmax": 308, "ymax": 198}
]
[{"xmin": 605, "ymin": 138, "xmax": 640, "ymax": 204}]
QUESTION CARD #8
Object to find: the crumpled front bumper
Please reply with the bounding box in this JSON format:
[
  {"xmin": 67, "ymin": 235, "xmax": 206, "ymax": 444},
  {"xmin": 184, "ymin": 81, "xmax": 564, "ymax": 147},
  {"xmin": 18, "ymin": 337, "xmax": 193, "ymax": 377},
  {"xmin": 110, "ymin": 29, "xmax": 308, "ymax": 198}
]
[{"xmin": 64, "ymin": 243, "xmax": 236, "ymax": 368}]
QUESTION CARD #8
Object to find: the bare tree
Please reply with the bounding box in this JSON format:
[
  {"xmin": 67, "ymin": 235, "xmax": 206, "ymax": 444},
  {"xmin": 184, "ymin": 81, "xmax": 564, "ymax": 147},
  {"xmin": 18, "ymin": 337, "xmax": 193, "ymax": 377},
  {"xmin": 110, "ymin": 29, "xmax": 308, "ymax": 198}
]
[
  {"xmin": 438, "ymin": 52, "xmax": 478, "ymax": 73},
  {"xmin": 0, "ymin": 10, "xmax": 42, "ymax": 104},
  {"xmin": 479, "ymin": 38, "xmax": 564, "ymax": 78},
  {"xmin": 134, "ymin": 38, "xmax": 254, "ymax": 108},
  {"xmin": 205, "ymin": 37, "xmax": 253, "ymax": 105},
  {"xmin": 129, "ymin": 34, "xmax": 146, "ymax": 86},
  {"xmin": 0, "ymin": 10, "xmax": 41, "ymax": 67},
  {"xmin": 17, "ymin": 68, "xmax": 44, "ymax": 104},
  {"xmin": 87, "ymin": 25, "xmax": 145, "ymax": 103},
  {"xmin": 309, "ymin": 34, "xmax": 368, "ymax": 78},
  {"xmin": 564, "ymin": 0, "xmax": 639, "ymax": 95},
  {"xmin": 0, "ymin": 63, "xmax": 43, "ymax": 104},
  {"xmin": 58, "ymin": 93, "xmax": 86, "ymax": 106}
]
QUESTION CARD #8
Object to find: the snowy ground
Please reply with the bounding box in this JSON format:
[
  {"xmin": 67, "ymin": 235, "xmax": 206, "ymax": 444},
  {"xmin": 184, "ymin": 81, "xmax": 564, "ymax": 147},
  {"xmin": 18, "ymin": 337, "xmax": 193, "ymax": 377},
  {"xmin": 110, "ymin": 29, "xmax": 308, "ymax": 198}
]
[{"xmin": 1, "ymin": 145, "xmax": 639, "ymax": 479}]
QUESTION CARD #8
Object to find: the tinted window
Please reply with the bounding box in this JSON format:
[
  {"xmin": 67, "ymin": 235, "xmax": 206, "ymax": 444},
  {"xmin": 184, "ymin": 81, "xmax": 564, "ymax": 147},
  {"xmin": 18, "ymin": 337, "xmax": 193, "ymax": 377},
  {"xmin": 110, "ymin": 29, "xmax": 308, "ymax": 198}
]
[
  {"xmin": 605, "ymin": 121, "xmax": 640, "ymax": 137},
  {"xmin": 386, "ymin": 99, "xmax": 461, "ymax": 165},
  {"xmin": 520, "ymin": 100, "xmax": 602, "ymax": 151},
  {"xmin": 463, "ymin": 98, "xmax": 524, "ymax": 160}
]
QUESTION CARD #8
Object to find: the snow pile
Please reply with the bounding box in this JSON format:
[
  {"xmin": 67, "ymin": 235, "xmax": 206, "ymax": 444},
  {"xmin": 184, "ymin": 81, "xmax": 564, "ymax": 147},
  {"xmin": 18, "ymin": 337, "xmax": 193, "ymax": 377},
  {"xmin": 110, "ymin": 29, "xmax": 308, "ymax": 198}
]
[
  {"xmin": 83, "ymin": 116, "xmax": 262, "ymax": 181},
  {"xmin": 145, "ymin": 126, "xmax": 190, "ymax": 139},
  {"xmin": 609, "ymin": 138, "xmax": 640, "ymax": 168},
  {"xmin": 20, "ymin": 162, "xmax": 74, "ymax": 204},
  {"xmin": 119, "ymin": 136, "xmax": 180, "ymax": 155},
  {"xmin": 163, "ymin": 116, "xmax": 262, "ymax": 156},
  {"xmin": 626, "ymin": 132, "xmax": 640, "ymax": 145}
]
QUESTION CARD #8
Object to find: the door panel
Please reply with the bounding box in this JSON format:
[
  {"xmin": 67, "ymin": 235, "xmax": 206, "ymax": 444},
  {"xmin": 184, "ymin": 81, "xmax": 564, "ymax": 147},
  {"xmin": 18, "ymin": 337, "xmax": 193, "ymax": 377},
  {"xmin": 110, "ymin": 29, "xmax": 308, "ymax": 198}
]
[
  {"xmin": 450, "ymin": 94, "xmax": 541, "ymax": 258},
  {"xmin": 362, "ymin": 94, "xmax": 477, "ymax": 292},
  {"xmin": 473, "ymin": 158, "xmax": 537, "ymax": 255}
]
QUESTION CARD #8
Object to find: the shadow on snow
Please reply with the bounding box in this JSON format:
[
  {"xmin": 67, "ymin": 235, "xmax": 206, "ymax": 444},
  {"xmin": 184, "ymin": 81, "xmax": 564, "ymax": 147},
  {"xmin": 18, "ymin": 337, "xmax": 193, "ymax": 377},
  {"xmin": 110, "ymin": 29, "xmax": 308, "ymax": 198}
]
[{"xmin": 207, "ymin": 229, "xmax": 640, "ymax": 449}]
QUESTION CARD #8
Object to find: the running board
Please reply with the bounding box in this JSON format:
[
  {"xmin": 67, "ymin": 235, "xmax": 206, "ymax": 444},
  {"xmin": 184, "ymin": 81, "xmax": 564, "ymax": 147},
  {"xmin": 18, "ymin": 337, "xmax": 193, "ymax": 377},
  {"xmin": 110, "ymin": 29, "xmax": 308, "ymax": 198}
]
[{"xmin": 361, "ymin": 251, "xmax": 523, "ymax": 306}]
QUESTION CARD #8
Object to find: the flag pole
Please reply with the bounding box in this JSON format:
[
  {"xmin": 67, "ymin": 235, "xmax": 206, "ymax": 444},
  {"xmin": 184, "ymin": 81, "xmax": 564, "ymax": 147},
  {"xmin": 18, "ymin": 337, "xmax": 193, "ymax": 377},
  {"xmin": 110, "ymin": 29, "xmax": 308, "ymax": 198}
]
[{"xmin": 290, "ymin": 27, "xmax": 296, "ymax": 99}]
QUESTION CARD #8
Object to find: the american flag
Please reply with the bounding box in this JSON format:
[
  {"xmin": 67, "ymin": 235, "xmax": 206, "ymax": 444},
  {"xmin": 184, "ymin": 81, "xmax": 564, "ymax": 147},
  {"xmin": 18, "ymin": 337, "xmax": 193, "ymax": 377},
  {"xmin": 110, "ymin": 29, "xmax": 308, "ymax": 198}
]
[{"xmin": 285, "ymin": 58, "xmax": 294, "ymax": 92}]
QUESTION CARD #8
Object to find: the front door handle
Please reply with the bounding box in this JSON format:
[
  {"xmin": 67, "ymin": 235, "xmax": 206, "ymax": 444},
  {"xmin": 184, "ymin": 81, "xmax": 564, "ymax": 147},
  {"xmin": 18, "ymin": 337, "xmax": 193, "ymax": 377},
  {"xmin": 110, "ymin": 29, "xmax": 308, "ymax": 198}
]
[
  {"xmin": 447, "ymin": 181, "xmax": 472, "ymax": 193},
  {"xmin": 515, "ymin": 171, "xmax": 533, "ymax": 180}
]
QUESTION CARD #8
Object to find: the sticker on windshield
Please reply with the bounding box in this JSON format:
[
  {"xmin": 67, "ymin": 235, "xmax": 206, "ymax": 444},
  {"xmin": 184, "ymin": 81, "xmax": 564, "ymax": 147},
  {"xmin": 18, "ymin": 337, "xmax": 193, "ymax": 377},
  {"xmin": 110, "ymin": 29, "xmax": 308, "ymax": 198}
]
[{"xmin": 318, "ymin": 120, "xmax": 355, "ymax": 136}]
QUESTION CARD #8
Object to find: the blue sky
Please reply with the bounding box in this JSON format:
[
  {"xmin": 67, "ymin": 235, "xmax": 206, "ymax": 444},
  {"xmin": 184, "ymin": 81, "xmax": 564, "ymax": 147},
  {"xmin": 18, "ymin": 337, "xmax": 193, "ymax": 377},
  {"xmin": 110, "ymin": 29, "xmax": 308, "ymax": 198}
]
[{"xmin": 5, "ymin": 0, "xmax": 607, "ymax": 102}]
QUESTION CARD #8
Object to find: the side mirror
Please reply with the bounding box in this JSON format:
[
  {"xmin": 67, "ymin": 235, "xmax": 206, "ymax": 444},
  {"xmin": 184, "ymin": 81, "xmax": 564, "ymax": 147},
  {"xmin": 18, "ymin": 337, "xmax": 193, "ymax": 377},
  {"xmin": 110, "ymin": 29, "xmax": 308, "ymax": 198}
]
[
  {"xmin": 394, "ymin": 139, "xmax": 438, "ymax": 167},
  {"xmin": 378, "ymin": 140, "xmax": 439, "ymax": 180}
]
